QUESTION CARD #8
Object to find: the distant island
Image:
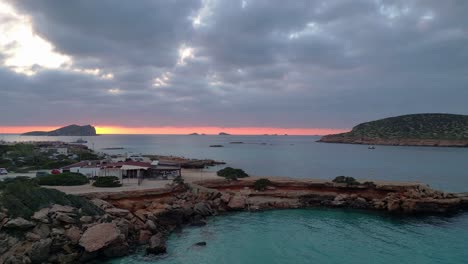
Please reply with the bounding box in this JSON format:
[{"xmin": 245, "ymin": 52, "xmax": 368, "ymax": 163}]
[
  {"xmin": 218, "ymin": 132, "xmax": 230, "ymax": 135},
  {"xmin": 318, "ymin": 113, "xmax": 468, "ymax": 147},
  {"xmin": 22, "ymin": 124, "xmax": 97, "ymax": 136}
]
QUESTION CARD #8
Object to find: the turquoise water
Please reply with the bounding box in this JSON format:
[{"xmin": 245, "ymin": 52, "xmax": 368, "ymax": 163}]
[
  {"xmin": 4, "ymin": 134, "xmax": 468, "ymax": 263},
  {"xmin": 109, "ymin": 209, "xmax": 468, "ymax": 264}
]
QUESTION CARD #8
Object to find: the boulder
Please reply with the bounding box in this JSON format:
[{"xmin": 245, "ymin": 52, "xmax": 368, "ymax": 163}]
[
  {"xmin": 25, "ymin": 232, "xmax": 41, "ymax": 242},
  {"xmin": 227, "ymin": 195, "xmax": 246, "ymax": 210},
  {"xmin": 0, "ymin": 234, "xmax": 18, "ymax": 255},
  {"xmin": 31, "ymin": 208, "xmax": 50, "ymax": 223},
  {"xmin": 90, "ymin": 199, "xmax": 113, "ymax": 210},
  {"xmin": 79, "ymin": 216, "xmax": 94, "ymax": 223},
  {"xmin": 220, "ymin": 193, "xmax": 231, "ymax": 203},
  {"xmin": 194, "ymin": 202, "xmax": 214, "ymax": 216},
  {"xmin": 65, "ymin": 226, "xmax": 82, "ymax": 244},
  {"xmin": 194, "ymin": 241, "xmax": 207, "ymax": 246},
  {"xmin": 29, "ymin": 238, "xmax": 52, "ymax": 263},
  {"xmin": 4, "ymin": 218, "xmax": 35, "ymax": 230},
  {"xmin": 105, "ymin": 208, "xmax": 130, "ymax": 217},
  {"xmin": 145, "ymin": 220, "xmax": 157, "ymax": 232},
  {"xmin": 146, "ymin": 234, "xmax": 167, "ymax": 255},
  {"xmin": 55, "ymin": 212, "xmax": 76, "ymax": 224},
  {"xmin": 138, "ymin": 230, "xmax": 152, "ymax": 244},
  {"xmin": 79, "ymin": 223, "xmax": 120, "ymax": 252},
  {"xmin": 49, "ymin": 204, "xmax": 75, "ymax": 214},
  {"xmin": 32, "ymin": 224, "xmax": 51, "ymax": 239}
]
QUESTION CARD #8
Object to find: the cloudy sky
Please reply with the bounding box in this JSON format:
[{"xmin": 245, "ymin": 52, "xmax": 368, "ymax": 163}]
[{"xmin": 0, "ymin": 0, "xmax": 467, "ymax": 134}]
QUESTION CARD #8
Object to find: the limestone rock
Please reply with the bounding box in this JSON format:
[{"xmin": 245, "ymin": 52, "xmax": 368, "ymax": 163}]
[
  {"xmin": 31, "ymin": 208, "xmax": 50, "ymax": 223},
  {"xmin": 79, "ymin": 223, "xmax": 120, "ymax": 252},
  {"xmin": 79, "ymin": 216, "xmax": 94, "ymax": 223},
  {"xmin": 55, "ymin": 212, "xmax": 76, "ymax": 224},
  {"xmin": 146, "ymin": 234, "xmax": 167, "ymax": 255},
  {"xmin": 49, "ymin": 204, "xmax": 75, "ymax": 214},
  {"xmin": 32, "ymin": 224, "xmax": 50, "ymax": 239},
  {"xmin": 91, "ymin": 199, "xmax": 113, "ymax": 210},
  {"xmin": 65, "ymin": 226, "xmax": 82, "ymax": 244},
  {"xmin": 28, "ymin": 238, "xmax": 52, "ymax": 263},
  {"xmin": 105, "ymin": 208, "xmax": 130, "ymax": 217},
  {"xmin": 220, "ymin": 193, "xmax": 231, "ymax": 203},
  {"xmin": 145, "ymin": 220, "xmax": 157, "ymax": 232},
  {"xmin": 227, "ymin": 195, "xmax": 246, "ymax": 210},
  {"xmin": 194, "ymin": 202, "xmax": 214, "ymax": 216},
  {"xmin": 4, "ymin": 218, "xmax": 35, "ymax": 229},
  {"xmin": 138, "ymin": 230, "xmax": 152, "ymax": 244}
]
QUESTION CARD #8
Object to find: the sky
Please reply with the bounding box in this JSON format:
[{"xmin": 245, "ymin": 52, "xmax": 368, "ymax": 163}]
[{"xmin": 0, "ymin": 0, "xmax": 467, "ymax": 135}]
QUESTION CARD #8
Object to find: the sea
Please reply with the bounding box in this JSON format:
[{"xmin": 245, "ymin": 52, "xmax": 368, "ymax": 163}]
[{"xmin": 2, "ymin": 134, "xmax": 468, "ymax": 263}]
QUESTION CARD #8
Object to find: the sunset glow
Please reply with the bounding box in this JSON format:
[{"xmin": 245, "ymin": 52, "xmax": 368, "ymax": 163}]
[{"xmin": 0, "ymin": 126, "xmax": 347, "ymax": 136}]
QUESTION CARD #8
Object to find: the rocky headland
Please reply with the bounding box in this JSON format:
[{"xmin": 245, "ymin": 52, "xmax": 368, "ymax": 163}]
[
  {"xmin": 1, "ymin": 178, "xmax": 467, "ymax": 263},
  {"xmin": 319, "ymin": 113, "xmax": 468, "ymax": 147}
]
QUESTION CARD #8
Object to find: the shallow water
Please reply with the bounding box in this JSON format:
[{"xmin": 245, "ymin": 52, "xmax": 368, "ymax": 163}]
[
  {"xmin": 108, "ymin": 209, "xmax": 468, "ymax": 264},
  {"xmin": 4, "ymin": 134, "xmax": 467, "ymax": 263}
]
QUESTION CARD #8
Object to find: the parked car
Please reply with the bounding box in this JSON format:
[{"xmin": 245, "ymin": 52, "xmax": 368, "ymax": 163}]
[
  {"xmin": 51, "ymin": 169, "xmax": 61, "ymax": 175},
  {"xmin": 0, "ymin": 168, "xmax": 8, "ymax": 175},
  {"xmin": 36, "ymin": 171, "xmax": 50, "ymax": 177}
]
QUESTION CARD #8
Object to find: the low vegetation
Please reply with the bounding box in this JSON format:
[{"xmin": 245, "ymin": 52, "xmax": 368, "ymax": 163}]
[
  {"xmin": 326, "ymin": 113, "xmax": 468, "ymax": 140},
  {"xmin": 0, "ymin": 177, "xmax": 102, "ymax": 219},
  {"xmin": 332, "ymin": 176, "xmax": 360, "ymax": 186},
  {"xmin": 93, "ymin": 176, "xmax": 122, "ymax": 187},
  {"xmin": 332, "ymin": 176, "xmax": 376, "ymax": 188},
  {"xmin": 37, "ymin": 172, "xmax": 89, "ymax": 186},
  {"xmin": 253, "ymin": 178, "xmax": 273, "ymax": 191},
  {"xmin": 217, "ymin": 167, "xmax": 249, "ymax": 181},
  {"xmin": 173, "ymin": 175, "xmax": 185, "ymax": 185}
]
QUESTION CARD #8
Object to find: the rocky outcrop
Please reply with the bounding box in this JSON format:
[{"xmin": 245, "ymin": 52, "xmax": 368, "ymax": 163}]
[{"xmin": 1, "ymin": 178, "xmax": 466, "ymax": 264}]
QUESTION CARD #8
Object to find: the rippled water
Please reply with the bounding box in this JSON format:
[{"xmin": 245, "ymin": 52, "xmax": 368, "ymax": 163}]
[
  {"xmin": 4, "ymin": 134, "xmax": 467, "ymax": 263},
  {"xmin": 109, "ymin": 209, "xmax": 468, "ymax": 264},
  {"xmin": 2, "ymin": 134, "xmax": 468, "ymax": 192}
]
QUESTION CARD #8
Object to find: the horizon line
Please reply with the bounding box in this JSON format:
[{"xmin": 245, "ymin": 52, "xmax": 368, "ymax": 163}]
[{"xmin": 0, "ymin": 126, "xmax": 348, "ymax": 136}]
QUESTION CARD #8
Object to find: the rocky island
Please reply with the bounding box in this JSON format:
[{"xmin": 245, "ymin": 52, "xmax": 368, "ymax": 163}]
[
  {"xmin": 22, "ymin": 125, "xmax": 97, "ymax": 136},
  {"xmin": 319, "ymin": 113, "xmax": 468, "ymax": 147}
]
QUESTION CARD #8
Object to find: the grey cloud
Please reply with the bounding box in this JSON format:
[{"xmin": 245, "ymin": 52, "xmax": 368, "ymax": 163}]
[{"xmin": 1, "ymin": 0, "xmax": 467, "ymax": 129}]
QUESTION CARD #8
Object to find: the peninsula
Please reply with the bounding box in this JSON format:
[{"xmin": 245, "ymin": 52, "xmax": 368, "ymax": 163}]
[
  {"xmin": 22, "ymin": 124, "xmax": 97, "ymax": 136},
  {"xmin": 319, "ymin": 113, "xmax": 468, "ymax": 147}
]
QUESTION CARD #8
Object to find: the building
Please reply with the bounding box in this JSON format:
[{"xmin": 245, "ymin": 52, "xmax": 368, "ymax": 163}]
[{"xmin": 149, "ymin": 160, "xmax": 181, "ymax": 180}]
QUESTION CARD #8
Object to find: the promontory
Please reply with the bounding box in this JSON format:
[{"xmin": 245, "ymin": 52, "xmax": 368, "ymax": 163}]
[
  {"xmin": 318, "ymin": 113, "xmax": 468, "ymax": 147},
  {"xmin": 22, "ymin": 124, "xmax": 97, "ymax": 136}
]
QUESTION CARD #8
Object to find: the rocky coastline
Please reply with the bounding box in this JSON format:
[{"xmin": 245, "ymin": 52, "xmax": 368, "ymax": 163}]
[
  {"xmin": 318, "ymin": 136, "xmax": 468, "ymax": 147},
  {"xmin": 1, "ymin": 178, "xmax": 468, "ymax": 263}
]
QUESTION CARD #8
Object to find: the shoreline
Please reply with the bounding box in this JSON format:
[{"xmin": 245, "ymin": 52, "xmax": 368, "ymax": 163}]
[
  {"xmin": 1, "ymin": 176, "xmax": 468, "ymax": 263},
  {"xmin": 317, "ymin": 137, "xmax": 468, "ymax": 147}
]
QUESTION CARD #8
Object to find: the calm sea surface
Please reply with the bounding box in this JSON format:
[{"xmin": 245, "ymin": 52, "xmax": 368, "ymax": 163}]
[{"xmin": 2, "ymin": 134, "xmax": 468, "ymax": 263}]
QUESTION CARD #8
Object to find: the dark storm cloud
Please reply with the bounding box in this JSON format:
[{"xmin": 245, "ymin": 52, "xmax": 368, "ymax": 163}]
[{"xmin": 1, "ymin": 0, "xmax": 467, "ymax": 129}]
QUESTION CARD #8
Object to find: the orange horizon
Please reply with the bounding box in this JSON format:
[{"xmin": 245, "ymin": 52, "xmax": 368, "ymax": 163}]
[{"xmin": 0, "ymin": 126, "xmax": 348, "ymax": 136}]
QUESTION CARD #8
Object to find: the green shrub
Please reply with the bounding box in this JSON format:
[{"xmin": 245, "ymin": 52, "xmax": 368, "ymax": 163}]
[
  {"xmin": 332, "ymin": 176, "xmax": 360, "ymax": 186},
  {"xmin": 217, "ymin": 167, "xmax": 249, "ymax": 181},
  {"xmin": 173, "ymin": 175, "xmax": 184, "ymax": 185},
  {"xmin": 93, "ymin": 176, "xmax": 122, "ymax": 187},
  {"xmin": 0, "ymin": 177, "xmax": 102, "ymax": 219},
  {"xmin": 253, "ymin": 178, "xmax": 273, "ymax": 191},
  {"xmin": 37, "ymin": 172, "xmax": 89, "ymax": 186}
]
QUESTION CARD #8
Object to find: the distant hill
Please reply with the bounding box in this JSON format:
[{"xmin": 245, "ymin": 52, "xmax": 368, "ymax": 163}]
[
  {"xmin": 22, "ymin": 124, "xmax": 97, "ymax": 136},
  {"xmin": 218, "ymin": 132, "xmax": 230, "ymax": 135},
  {"xmin": 319, "ymin": 114, "xmax": 468, "ymax": 147}
]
